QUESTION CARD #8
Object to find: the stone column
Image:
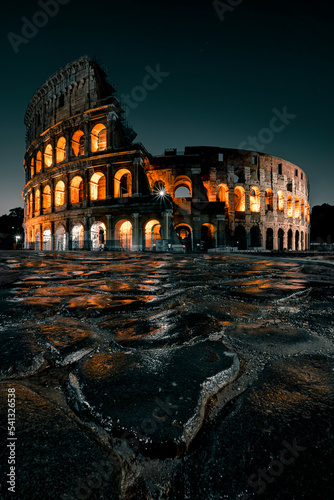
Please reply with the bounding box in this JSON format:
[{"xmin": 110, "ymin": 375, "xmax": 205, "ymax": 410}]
[
  {"xmin": 162, "ymin": 209, "xmax": 172, "ymax": 250},
  {"xmin": 283, "ymin": 230, "xmax": 288, "ymax": 250},
  {"xmin": 50, "ymin": 179, "xmax": 55, "ymax": 213},
  {"xmin": 106, "ymin": 164, "xmax": 111, "ymax": 199},
  {"xmin": 66, "ymin": 130, "xmax": 71, "ymax": 162},
  {"xmin": 84, "ymin": 120, "xmax": 90, "ymax": 157},
  {"xmin": 51, "ymin": 221, "xmax": 55, "ymax": 251},
  {"xmin": 107, "ymin": 111, "xmax": 117, "ymax": 150},
  {"xmin": 39, "ymin": 223, "xmax": 43, "ymax": 251},
  {"xmin": 132, "ymin": 158, "xmax": 141, "ymax": 196},
  {"xmin": 132, "ymin": 213, "xmax": 141, "ymax": 251},
  {"xmin": 273, "ymin": 228, "xmax": 278, "ymax": 251},
  {"xmin": 216, "ymin": 215, "xmax": 226, "ymax": 247},
  {"xmin": 64, "ymin": 173, "xmax": 70, "ymax": 209},
  {"xmin": 65, "ymin": 219, "xmax": 70, "ymax": 251}
]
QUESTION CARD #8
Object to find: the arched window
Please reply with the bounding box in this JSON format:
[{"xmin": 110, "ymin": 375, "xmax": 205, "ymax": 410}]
[
  {"xmin": 29, "ymin": 192, "xmax": 33, "ymax": 216},
  {"xmin": 56, "ymin": 137, "xmax": 67, "ymax": 163},
  {"xmin": 301, "ymin": 199, "xmax": 305, "ymax": 218},
  {"xmin": 250, "ymin": 186, "xmax": 261, "ymax": 212},
  {"xmin": 114, "ymin": 169, "xmax": 132, "ymax": 198},
  {"xmin": 90, "ymin": 172, "xmax": 106, "ymax": 200},
  {"xmin": 294, "ymin": 197, "xmax": 300, "ymax": 218},
  {"xmin": 70, "ymin": 176, "xmax": 84, "ymax": 203},
  {"xmin": 265, "ymin": 189, "xmax": 273, "ymax": 211},
  {"xmin": 43, "ymin": 185, "xmax": 51, "ymax": 210},
  {"xmin": 174, "ymin": 176, "xmax": 192, "ymax": 198},
  {"xmin": 115, "ymin": 220, "xmax": 133, "ymax": 251},
  {"xmin": 277, "ymin": 191, "xmax": 284, "ymax": 212},
  {"xmin": 91, "ymin": 124, "xmax": 107, "ymax": 152},
  {"xmin": 72, "ymin": 131, "xmax": 85, "ymax": 157},
  {"xmin": 36, "ymin": 151, "xmax": 42, "ymax": 173},
  {"xmin": 287, "ymin": 195, "xmax": 293, "ymax": 218},
  {"xmin": 234, "ymin": 186, "xmax": 245, "ymax": 212},
  {"xmin": 216, "ymin": 184, "xmax": 229, "ymax": 206},
  {"xmin": 44, "ymin": 144, "xmax": 53, "ymax": 168},
  {"xmin": 35, "ymin": 189, "xmax": 41, "ymax": 212},
  {"xmin": 307, "ymin": 204, "xmax": 310, "ymax": 223},
  {"xmin": 55, "ymin": 181, "xmax": 65, "ymax": 207},
  {"xmin": 30, "ymin": 158, "xmax": 35, "ymax": 179}
]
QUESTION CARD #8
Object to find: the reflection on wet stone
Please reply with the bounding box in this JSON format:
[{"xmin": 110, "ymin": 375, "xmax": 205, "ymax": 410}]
[{"xmin": 0, "ymin": 251, "xmax": 334, "ymax": 499}]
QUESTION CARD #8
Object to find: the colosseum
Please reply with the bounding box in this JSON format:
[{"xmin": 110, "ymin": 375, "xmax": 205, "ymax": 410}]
[{"xmin": 22, "ymin": 56, "xmax": 310, "ymax": 253}]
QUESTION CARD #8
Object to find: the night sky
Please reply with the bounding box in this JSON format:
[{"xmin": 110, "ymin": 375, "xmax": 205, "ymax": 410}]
[{"xmin": 0, "ymin": 0, "xmax": 333, "ymax": 216}]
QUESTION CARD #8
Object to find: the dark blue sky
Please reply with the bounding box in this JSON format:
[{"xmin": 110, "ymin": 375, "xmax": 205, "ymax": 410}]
[{"xmin": 0, "ymin": 0, "xmax": 333, "ymax": 215}]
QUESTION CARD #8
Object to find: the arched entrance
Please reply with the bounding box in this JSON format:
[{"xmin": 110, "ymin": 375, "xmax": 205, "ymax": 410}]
[
  {"xmin": 43, "ymin": 228, "xmax": 52, "ymax": 251},
  {"xmin": 91, "ymin": 222, "xmax": 106, "ymax": 250},
  {"xmin": 175, "ymin": 224, "xmax": 192, "ymax": 251},
  {"xmin": 266, "ymin": 228, "xmax": 274, "ymax": 250},
  {"xmin": 55, "ymin": 226, "xmax": 66, "ymax": 251},
  {"xmin": 71, "ymin": 224, "xmax": 84, "ymax": 250},
  {"xmin": 115, "ymin": 220, "xmax": 133, "ymax": 251},
  {"xmin": 288, "ymin": 229, "xmax": 293, "ymax": 250},
  {"xmin": 301, "ymin": 231, "xmax": 304, "ymax": 250},
  {"xmin": 35, "ymin": 230, "xmax": 40, "ymax": 251},
  {"xmin": 278, "ymin": 229, "xmax": 284, "ymax": 251},
  {"xmin": 234, "ymin": 225, "xmax": 247, "ymax": 250},
  {"xmin": 201, "ymin": 223, "xmax": 215, "ymax": 250},
  {"xmin": 250, "ymin": 226, "xmax": 261, "ymax": 247},
  {"xmin": 295, "ymin": 230, "xmax": 300, "ymax": 251},
  {"xmin": 144, "ymin": 220, "xmax": 161, "ymax": 251}
]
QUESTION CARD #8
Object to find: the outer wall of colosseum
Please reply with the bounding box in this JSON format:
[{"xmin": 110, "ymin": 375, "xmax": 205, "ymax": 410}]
[{"xmin": 22, "ymin": 56, "xmax": 310, "ymax": 252}]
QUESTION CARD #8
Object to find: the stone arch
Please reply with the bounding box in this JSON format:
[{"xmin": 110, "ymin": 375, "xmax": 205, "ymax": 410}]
[
  {"xmin": 91, "ymin": 123, "xmax": 107, "ymax": 152},
  {"xmin": 277, "ymin": 191, "xmax": 284, "ymax": 212},
  {"xmin": 201, "ymin": 223, "xmax": 216, "ymax": 250},
  {"xmin": 42, "ymin": 185, "xmax": 51, "ymax": 210},
  {"xmin": 72, "ymin": 130, "xmax": 85, "ymax": 157},
  {"xmin": 295, "ymin": 230, "xmax": 300, "ymax": 251},
  {"xmin": 175, "ymin": 223, "xmax": 193, "ymax": 251},
  {"xmin": 36, "ymin": 151, "xmax": 42, "ymax": 173},
  {"xmin": 70, "ymin": 176, "xmax": 84, "ymax": 203},
  {"xmin": 287, "ymin": 195, "xmax": 293, "ymax": 218},
  {"xmin": 43, "ymin": 227, "xmax": 52, "ymax": 251},
  {"xmin": 216, "ymin": 184, "xmax": 229, "ymax": 206},
  {"xmin": 55, "ymin": 225, "xmax": 66, "ymax": 251},
  {"xmin": 30, "ymin": 158, "xmax": 35, "ymax": 179},
  {"xmin": 115, "ymin": 219, "xmax": 133, "ymax": 251},
  {"xmin": 90, "ymin": 172, "xmax": 106, "ymax": 200},
  {"xmin": 71, "ymin": 223, "xmax": 84, "ymax": 250},
  {"xmin": 91, "ymin": 221, "xmax": 106, "ymax": 250},
  {"xmin": 250, "ymin": 226, "xmax": 261, "ymax": 247},
  {"xmin": 56, "ymin": 137, "xmax": 66, "ymax": 163},
  {"xmin": 174, "ymin": 176, "xmax": 192, "ymax": 198},
  {"xmin": 288, "ymin": 229, "xmax": 293, "ymax": 250},
  {"xmin": 266, "ymin": 228, "xmax": 273, "ymax": 250},
  {"xmin": 114, "ymin": 168, "xmax": 132, "ymax": 198},
  {"xmin": 265, "ymin": 189, "xmax": 273, "ymax": 211},
  {"xmin": 234, "ymin": 225, "xmax": 247, "ymax": 250},
  {"xmin": 144, "ymin": 219, "xmax": 161, "ymax": 250},
  {"xmin": 55, "ymin": 180, "xmax": 66, "ymax": 207},
  {"xmin": 35, "ymin": 188, "xmax": 41, "ymax": 212},
  {"xmin": 250, "ymin": 186, "xmax": 261, "ymax": 213},
  {"xmin": 301, "ymin": 199, "xmax": 305, "ymax": 218},
  {"xmin": 278, "ymin": 228, "xmax": 284, "ymax": 251},
  {"xmin": 295, "ymin": 197, "xmax": 300, "ymax": 218},
  {"xmin": 234, "ymin": 186, "xmax": 245, "ymax": 212},
  {"xmin": 44, "ymin": 144, "xmax": 53, "ymax": 168}
]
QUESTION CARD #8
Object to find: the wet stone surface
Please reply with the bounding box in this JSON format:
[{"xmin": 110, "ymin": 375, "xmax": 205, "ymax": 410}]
[{"xmin": 0, "ymin": 250, "xmax": 334, "ymax": 499}]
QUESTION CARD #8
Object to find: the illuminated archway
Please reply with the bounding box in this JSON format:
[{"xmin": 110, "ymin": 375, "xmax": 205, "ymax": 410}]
[
  {"xmin": 144, "ymin": 219, "xmax": 161, "ymax": 250},
  {"xmin": 44, "ymin": 144, "xmax": 53, "ymax": 168},
  {"xmin": 250, "ymin": 186, "xmax": 261, "ymax": 212},
  {"xmin": 295, "ymin": 230, "xmax": 300, "ymax": 251},
  {"xmin": 91, "ymin": 123, "xmax": 107, "ymax": 152},
  {"xmin": 30, "ymin": 158, "xmax": 35, "ymax": 179},
  {"xmin": 294, "ymin": 197, "xmax": 300, "ymax": 218},
  {"xmin": 90, "ymin": 172, "xmax": 106, "ymax": 200},
  {"xmin": 301, "ymin": 199, "xmax": 305, "ymax": 218},
  {"xmin": 174, "ymin": 176, "xmax": 192, "ymax": 198},
  {"xmin": 115, "ymin": 220, "xmax": 133, "ymax": 251},
  {"xmin": 35, "ymin": 230, "xmax": 41, "ymax": 251},
  {"xmin": 70, "ymin": 176, "xmax": 84, "ymax": 203},
  {"xmin": 55, "ymin": 226, "xmax": 66, "ymax": 251},
  {"xmin": 71, "ymin": 224, "xmax": 84, "ymax": 250},
  {"xmin": 288, "ymin": 229, "xmax": 293, "ymax": 250},
  {"xmin": 43, "ymin": 228, "xmax": 52, "ymax": 251},
  {"xmin": 216, "ymin": 184, "xmax": 229, "ymax": 206},
  {"xmin": 234, "ymin": 186, "xmax": 245, "ymax": 212},
  {"xmin": 35, "ymin": 189, "xmax": 41, "ymax": 212},
  {"xmin": 278, "ymin": 228, "xmax": 284, "ymax": 251},
  {"xmin": 36, "ymin": 151, "xmax": 42, "ymax": 173},
  {"xmin": 91, "ymin": 222, "xmax": 106, "ymax": 250},
  {"xmin": 234, "ymin": 225, "xmax": 247, "ymax": 250},
  {"xmin": 42, "ymin": 185, "xmax": 51, "ymax": 210},
  {"xmin": 201, "ymin": 223, "xmax": 215, "ymax": 250},
  {"xmin": 175, "ymin": 224, "xmax": 192, "ymax": 251},
  {"xmin": 72, "ymin": 130, "xmax": 85, "ymax": 157},
  {"xmin": 56, "ymin": 137, "xmax": 66, "ymax": 163},
  {"xmin": 287, "ymin": 195, "xmax": 293, "ymax": 218},
  {"xmin": 277, "ymin": 191, "xmax": 284, "ymax": 212},
  {"xmin": 55, "ymin": 181, "xmax": 65, "ymax": 207},
  {"xmin": 265, "ymin": 189, "xmax": 273, "ymax": 211},
  {"xmin": 29, "ymin": 192, "xmax": 33, "ymax": 216},
  {"xmin": 114, "ymin": 169, "xmax": 132, "ymax": 198}
]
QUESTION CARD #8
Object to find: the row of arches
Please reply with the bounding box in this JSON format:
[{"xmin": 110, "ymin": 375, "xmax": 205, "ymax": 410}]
[
  {"xmin": 28, "ymin": 123, "xmax": 107, "ymax": 179},
  {"xmin": 25, "ymin": 169, "xmax": 133, "ymax": 216}
]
